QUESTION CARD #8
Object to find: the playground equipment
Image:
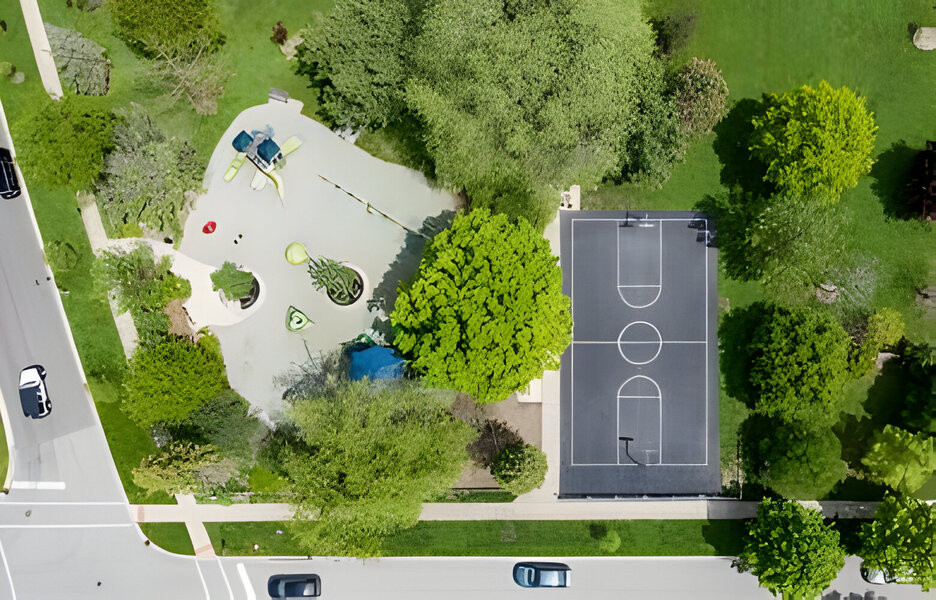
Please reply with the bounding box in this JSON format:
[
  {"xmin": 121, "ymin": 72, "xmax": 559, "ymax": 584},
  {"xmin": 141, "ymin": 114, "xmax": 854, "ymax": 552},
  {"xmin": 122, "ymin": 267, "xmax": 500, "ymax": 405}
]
[{"xmin": 224, "ymin": 129, "xmax": 302, "ymax": 201}]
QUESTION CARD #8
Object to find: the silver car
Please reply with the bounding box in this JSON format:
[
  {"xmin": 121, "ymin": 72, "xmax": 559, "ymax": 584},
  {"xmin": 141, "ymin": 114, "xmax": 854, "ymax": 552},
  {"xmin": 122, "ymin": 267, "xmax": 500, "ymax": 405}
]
[
  {"xmin": 513, "ymin": 562, "xmax": 571, "ymax": 588},
  {"xmin": 19, "ymin": 365, "xmax": 51, "ymax": 419}
]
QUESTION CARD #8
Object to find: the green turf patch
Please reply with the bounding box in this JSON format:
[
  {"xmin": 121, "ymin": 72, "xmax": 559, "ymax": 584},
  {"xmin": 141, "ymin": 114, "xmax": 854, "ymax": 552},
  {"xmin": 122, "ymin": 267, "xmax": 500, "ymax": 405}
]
[
  {"xmin": 90, "ymin": 379, "xmax": 174, "ymax": 505},
  {"xmin": 206, "ymin": 521, "xmax": 301, "ymax": 556},
  {"xmin": 433, "ymin": 490, "xmax": 518, "ymax": 503},
  {"xmin": 139, "ymin": 522, "xmax": 195, "ymax": 555},
  {"xmin": 382, "ymin": 520, "xmax": 746, "ymax": 557}
]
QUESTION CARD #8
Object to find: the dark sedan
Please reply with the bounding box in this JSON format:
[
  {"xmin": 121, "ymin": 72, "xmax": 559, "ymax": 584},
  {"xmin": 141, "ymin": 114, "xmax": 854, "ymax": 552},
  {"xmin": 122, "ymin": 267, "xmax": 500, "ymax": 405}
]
[
  {"xmin": 0, "ymin": 148, "xmax": 21, "ymax": 199},
  {"xmin": 513, "ymin": 562, "xmax": 571, "ymax": 588},
  {"xmin": 268, "ymin": 574, "xmax": 321, "ymax": 598}
]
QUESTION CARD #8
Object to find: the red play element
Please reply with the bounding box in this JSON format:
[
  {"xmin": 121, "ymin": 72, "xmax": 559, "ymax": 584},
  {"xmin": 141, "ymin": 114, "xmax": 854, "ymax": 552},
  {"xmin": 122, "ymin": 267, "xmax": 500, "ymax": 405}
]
[{"xmin": 202, "ymin": 221, "xmax": 217, "ymax": 234}]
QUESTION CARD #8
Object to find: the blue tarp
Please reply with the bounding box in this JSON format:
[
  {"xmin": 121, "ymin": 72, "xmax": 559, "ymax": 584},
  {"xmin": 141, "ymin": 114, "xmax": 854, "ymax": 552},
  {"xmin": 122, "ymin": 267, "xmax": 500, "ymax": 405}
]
[
  {"xmin": 348, "ymin": 346, "xmax": 406, "ymax": 381},
  {"xmin": 232, "ymin": 130, "xmax": 252, "ymax": 152}
]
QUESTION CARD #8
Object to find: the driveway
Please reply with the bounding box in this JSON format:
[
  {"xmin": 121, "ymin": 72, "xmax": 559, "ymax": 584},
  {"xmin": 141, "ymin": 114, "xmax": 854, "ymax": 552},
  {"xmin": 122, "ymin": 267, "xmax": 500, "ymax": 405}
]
[{"xmin": 179, "ymin": 100, "xmax": 456, "ymax": 416}]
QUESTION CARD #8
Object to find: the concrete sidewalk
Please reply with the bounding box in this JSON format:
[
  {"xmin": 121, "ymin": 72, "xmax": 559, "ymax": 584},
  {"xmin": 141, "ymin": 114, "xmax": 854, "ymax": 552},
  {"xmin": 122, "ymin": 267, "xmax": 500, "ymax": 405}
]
[
  {"xmin": 19, "ymin": 0, "xmax": 64, "ymax": 99},
  {"xmin": 131, "ymin": 498, "xmax": 883, "ymax": 526}
]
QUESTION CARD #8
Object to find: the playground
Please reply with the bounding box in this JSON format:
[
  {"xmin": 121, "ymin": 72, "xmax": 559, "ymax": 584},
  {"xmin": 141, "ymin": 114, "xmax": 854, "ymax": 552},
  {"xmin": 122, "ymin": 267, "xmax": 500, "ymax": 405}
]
[{"xmin": 178, "ymin": 98, "xmax": 456, "ymax": 416}]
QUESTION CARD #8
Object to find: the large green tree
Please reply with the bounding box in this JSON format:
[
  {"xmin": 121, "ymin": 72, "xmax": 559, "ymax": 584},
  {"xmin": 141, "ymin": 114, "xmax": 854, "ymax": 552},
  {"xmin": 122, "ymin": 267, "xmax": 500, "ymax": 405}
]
[
  {"xmin": 392, "ymin": 209, "xmax": 572, "ymax": 403},
  {"xmin": 859, "ymin": 493, "xmax": 935, "ymax": 588},
  {"xmin": 895, "ymin": 340, "xmax": 936, "ymax": 435},
  {"xmin": 284, "ymin": 380, "xmax": 475, "ymax": 556},
  {"xmin": 96, "ymin": 104, "xmax": 203, "ymax": 237},
  {"xmin": 735, "ymin": 498, "xmax": 845, "ymax": 597},
  {"xmin": 295, "ymin": 0, "xmax": 417, "ymax": 129},
  {"xmin": 749, "ymin": 81, "xmax": 877, "ymax": 201},
  {"xmin": 723, "ymin": 302, "xmax": 851, "ymax": 428},
  {"xmin": 298, "ymin": 0, "xmax": 676, "ymax": 227},
  {"xmin": 15, "ymin": 97, "xmax": 115, "ymax": 190},
  {"xmin": 861, "ymin": 425, "xmax": 935, "ymax": 493},
  {"xmin": 123, "ymin": 336, "xmax": 228, "ymax": 427},
  {"xmin": 741, "ymin": 415, "xmax": 847, "ymax": 499}
]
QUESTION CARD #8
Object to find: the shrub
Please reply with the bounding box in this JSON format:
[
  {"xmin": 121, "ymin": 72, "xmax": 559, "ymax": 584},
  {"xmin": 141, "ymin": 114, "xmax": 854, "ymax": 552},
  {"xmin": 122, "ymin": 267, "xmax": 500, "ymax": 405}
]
[
  {"xmin": 861, "ymin": 425, "xmax": 934, "ymax": 493},
  {"xmin": 44, "ymin": 240, "xmax": 79, "ymax": 274},
  {"xmin": 210, "ymin": 261, "xmax": 254, "ymax": 302},
  {"xmin": 490, "ymin": 442, "xmax": 547, "ymax": 496},
  {"xmin": 894, "ymin": 340, "xmax": 936, "ymax": 434},
  {"xmin": 123, "ymin": 336, "xmax": 227, "ymax": 427},
  {"xmin": 673, "ymin": 57, "xmax": 729, "ymax": 137},
  {"xmin": 108, "ymin": 0, "xmax": 223, "ymax": 57},
  {"xmin": 849, "ymin": 308, "xmax": 905, "ymax": 376},
  {"xmin": 132, "ymin": 441, "xmax": 219, "ymax": 496},
  {"xmin": 750, "ymin": 81, "xmax": 877, "ymax": 201},
  {"xmin": 649, "ymin": 13, "xmax": 697, "ymax": 57},
  {"xmin": 96, "ymin": 104, "xmax": 203, "ymax": 238},
  {"xmin": 15, "ymin": 97, "xmax": 115, "ymax": 189},
  {"xmin": 184, "ymin": 388, "xmax": 267, "ymax": 461},
  {"xmin": 92, "ymin": 244, "xmax": 191, "ymax": 345},
  {"xmin": 270, "ymin": 21, "xmax": 288, "ymax": 45},
  {"xmin": 392, "ymin": 209, "xmax": 571, "ymax": 403}
]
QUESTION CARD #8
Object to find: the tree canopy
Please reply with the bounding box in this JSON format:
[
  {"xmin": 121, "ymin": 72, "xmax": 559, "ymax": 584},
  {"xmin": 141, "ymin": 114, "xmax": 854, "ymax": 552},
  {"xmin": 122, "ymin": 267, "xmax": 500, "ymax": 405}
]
[
  {"xmin": 392, "ymin": 209, "xmax": 572, "ymax": 403},
  {"xmin": 284, "ymin": 380, "xmax": 475, "ymax": 556},
  {"xmin": 15, "ymin": 97, "xmax": 114, "ymax": 190},
  {"xmin": 735, "ymin": 498, "xmax": 845, "ymax": 597},
  {"xmin": 297, "ymin": 0, "xmax": 682, "ymax": 227},
  {"xmin": 749, "ymin": 81, "xmax": 877, "ymax": 201},
  {"xmin": 123, "ymin": 336, "xmax": 228, "ymax": 427},
  {"xmin": 860, "ymin": 493, "xmax": 935, "ymax": 588},
  {"xmin": 740, "ymin": 414, "xmax": 846, "ymax": 499},
  {"xmin": 861, "ymin": 425, "xmax": 934, "ymax": 493},
  {"xmin": 894, "ymin": 340, "xmax": 936, "ymax": 435},
  {"xmin": 722, "ymin": 302, "xmax": 851, "ymax": 428}
]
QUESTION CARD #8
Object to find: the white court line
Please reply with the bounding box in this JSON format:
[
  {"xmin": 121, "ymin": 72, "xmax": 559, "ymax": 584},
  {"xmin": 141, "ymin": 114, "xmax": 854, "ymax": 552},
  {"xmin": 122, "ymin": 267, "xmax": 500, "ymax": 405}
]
[
  {"xmin": 216, "ymin": 559, "xmax": 234, "ymax": 600},
  {"xmin": 573, "ymin": 340, "xmax": 705, "ymax": 344},
  {"xmin": 10, "ymin": 481, "xmax": 65, "ymax": 490},
  {"xmin": 616, "ymin": 322, "xmax": 662, "ymax": 365},
  {"xmin": 0, "ymin": 540, "xmax": 16, "ymax": 600},
  {"xmin": 0, "ymin": 523, "xmax": 132, "ymax": 529},
  {"xmin": 617, "ymin": 376, "xmax": 662, "ymax": 465},
  {"xmin": 237, "ymin": 562, "xmax": 257, "ymax": 600},
  {"xmin": 194, "ymin": 560, "xmax": 211, "ymax": 600},
  {"xmin": 616, "ymin": 219, "xmax": 663, "ymax": 308}
]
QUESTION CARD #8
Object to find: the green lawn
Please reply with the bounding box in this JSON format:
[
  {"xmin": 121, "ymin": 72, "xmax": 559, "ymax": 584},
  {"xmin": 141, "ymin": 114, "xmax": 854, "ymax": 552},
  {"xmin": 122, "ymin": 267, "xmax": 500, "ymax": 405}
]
[
  {"xmin": 139, "ymin": 523, "xmax": 195, "ymax": 555},
  {"xmin": 0, "ymin": 413, "xmax": 8, "ymax": 490},
  {"xmin": 203, "ymin": 519, "xmax": 744, "ymax": 556},
  {"xmin": 206, "ymin": 521, "xmax": 302, "ymax": 556}
]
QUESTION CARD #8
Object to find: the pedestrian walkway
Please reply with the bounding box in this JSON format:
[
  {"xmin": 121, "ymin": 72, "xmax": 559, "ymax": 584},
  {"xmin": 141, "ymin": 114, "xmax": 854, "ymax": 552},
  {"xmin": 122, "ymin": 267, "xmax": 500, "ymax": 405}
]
[{"xmin": 19, "ymin": 0, "xmax": 64, "ymax": 99}]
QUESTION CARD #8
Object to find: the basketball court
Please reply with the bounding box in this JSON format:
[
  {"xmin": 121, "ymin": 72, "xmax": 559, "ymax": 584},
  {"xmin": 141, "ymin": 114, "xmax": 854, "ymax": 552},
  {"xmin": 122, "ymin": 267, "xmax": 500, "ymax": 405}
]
[{"xmin": 559, "ymin": 210, "xmax": 720, "ymax": 496}]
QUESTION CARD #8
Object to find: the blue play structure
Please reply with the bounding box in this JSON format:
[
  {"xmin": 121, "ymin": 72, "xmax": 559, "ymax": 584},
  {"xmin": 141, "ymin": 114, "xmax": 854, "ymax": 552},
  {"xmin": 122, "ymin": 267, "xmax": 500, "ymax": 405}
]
[{"xmin": 348, "ymin": 346, "xmax": 406, "ymax": 381}]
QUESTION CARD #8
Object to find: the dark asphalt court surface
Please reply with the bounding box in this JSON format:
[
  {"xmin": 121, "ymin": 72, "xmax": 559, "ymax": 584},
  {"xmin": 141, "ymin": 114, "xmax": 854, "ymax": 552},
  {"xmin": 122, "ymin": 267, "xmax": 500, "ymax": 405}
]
[{"xmin": 559, "ymin": 210, "xmax": 720, "ymax": 496}]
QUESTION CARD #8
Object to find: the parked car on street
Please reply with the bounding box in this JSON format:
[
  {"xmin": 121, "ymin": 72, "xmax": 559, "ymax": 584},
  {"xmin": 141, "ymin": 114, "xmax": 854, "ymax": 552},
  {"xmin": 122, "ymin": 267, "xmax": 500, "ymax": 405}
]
[
  {"xmin": 19, "ymin": 365, "xmax": 51, "ymax": 418},
  {"xmin": 513, "ymin": 562, "xmax": 571, "ymax": 588},
  {"xmin": 860, "ymin": 562, "xmax": 915, "ymax": 585},
  {"xmin": 268, "ymin": 574, "xmax": 321, "ymax": 598},
  {"xmin": 0, "ymin": 148, "xmax": 21, "ymax": 199}
]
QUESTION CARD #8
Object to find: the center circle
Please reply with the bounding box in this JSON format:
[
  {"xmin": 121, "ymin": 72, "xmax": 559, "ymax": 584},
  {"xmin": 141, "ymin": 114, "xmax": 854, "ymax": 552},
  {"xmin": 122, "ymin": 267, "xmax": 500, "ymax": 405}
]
[{"xmin": 617, "ymin": 321, "xmax": 663, "ymax": 365}]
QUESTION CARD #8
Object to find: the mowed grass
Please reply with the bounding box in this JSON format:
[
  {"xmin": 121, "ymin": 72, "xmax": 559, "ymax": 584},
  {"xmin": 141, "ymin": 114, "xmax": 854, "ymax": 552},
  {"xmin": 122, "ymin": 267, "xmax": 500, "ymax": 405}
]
[
  {"xmin": 139, "ymin": 523, "xmax": 195, "ymax": 555},
  {"xmin": 204, "ymin": 520, "xmax": 745, "ymax": 557}
]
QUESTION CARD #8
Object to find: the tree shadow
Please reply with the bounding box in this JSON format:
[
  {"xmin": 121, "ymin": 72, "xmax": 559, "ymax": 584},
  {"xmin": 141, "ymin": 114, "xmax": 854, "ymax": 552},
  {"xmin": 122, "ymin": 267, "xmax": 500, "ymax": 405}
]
[
  {"xmin": 367, "ymin": 210, "xmax": 455, "ymax": 342},
  {"xmin": 701, "ymin": 520, "xmax": 746, "ymax": 556},
  {"xmin": 711, "ymin": 98, "xmax": 772, "ymax": 197},
  {"xmin": 870, "ymin": 139, "xmax": 920, "ymax": 219},
  {"xmin": 717, "ymin": 301, "xmax": 766, "ymax": 409}
]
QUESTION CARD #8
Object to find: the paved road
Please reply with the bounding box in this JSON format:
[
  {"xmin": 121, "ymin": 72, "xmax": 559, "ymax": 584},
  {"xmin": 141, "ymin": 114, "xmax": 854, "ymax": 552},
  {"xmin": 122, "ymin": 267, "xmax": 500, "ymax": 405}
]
[{"xmin": 0, "ymin": 96, "xmax": 931, "ymax": 599}]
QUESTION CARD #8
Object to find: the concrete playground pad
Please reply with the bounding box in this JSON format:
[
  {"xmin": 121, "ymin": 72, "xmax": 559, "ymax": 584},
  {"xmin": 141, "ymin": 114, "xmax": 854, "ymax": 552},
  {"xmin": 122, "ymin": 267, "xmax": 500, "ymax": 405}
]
[
  {"xmin": 179, "ymin": 100, "xmax": 456, "ymax": 416},
  {"xmin": 559, "ymin": 210, "xmax": 720, "ymax": 496}
]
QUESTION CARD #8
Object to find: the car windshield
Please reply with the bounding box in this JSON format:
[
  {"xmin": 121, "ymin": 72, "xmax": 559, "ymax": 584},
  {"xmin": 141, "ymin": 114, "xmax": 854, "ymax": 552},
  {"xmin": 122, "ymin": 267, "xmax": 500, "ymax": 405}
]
[
  {"xmin": 539, "ymin": 570, "xmax": 562, "ymax": 586},
  {"xmin": 283, "ymin": 580, "xmax": 318, "ymax": 596}
]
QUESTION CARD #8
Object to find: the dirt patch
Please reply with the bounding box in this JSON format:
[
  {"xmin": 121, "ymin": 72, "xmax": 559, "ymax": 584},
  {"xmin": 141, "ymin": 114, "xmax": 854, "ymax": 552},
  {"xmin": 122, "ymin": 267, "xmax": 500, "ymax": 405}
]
[{"xmin": 164, "ymin": 298, "xmax": 196, "ymax": 339}]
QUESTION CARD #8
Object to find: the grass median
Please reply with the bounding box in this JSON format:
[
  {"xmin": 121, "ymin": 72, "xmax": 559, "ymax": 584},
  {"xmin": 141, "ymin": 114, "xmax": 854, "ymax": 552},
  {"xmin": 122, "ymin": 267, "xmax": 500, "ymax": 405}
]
[{"xmin": 139, "ymin": 523, "xmax": 195, "ymax": 555}]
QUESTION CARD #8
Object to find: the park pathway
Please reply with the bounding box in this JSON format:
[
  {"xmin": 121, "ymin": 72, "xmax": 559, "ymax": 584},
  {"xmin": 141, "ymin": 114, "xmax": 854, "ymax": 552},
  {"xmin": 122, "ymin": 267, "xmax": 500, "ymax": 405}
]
[{"xmin": 19, "ymin": 0, "xmax": 64, "ymax": 99}]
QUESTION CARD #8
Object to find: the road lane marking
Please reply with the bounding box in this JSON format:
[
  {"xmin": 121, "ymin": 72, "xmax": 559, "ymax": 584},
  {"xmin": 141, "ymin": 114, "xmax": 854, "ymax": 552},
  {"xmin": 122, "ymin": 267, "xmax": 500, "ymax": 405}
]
[
  {"xmin": 216, "ymin": 559, "xmax": 234, "ymax": 600},
  {"xmin": 0, "ymin": 523, "xmax": 132, "ymax": 529},
  {"xmin": 10, "ymin": 481, "xmax": 66, "ymax": 490},
  {"xmin": 0, "ymin": 540, "xmax": 16, "ymax": 600},
  {"xmin": 236, "ymin": 563, "xmax": 257, "ymax": 600},
  {"xmin": 194, "ymin": 560, "xmax": 211, "ymax": 600}
]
